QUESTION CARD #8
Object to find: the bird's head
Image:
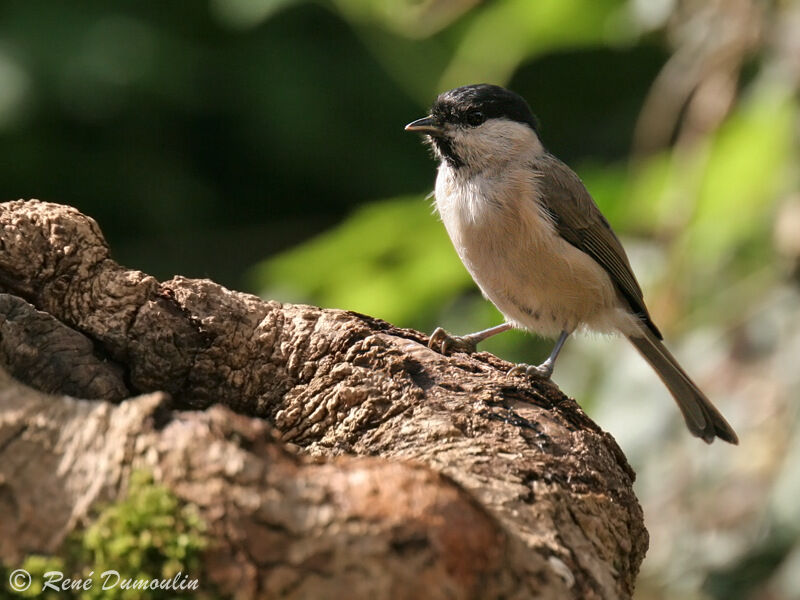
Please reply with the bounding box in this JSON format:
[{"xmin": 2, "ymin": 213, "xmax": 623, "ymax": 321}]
[{"xmin": 405, "ymin": 84, "xmax": 542, "ymax": 171}]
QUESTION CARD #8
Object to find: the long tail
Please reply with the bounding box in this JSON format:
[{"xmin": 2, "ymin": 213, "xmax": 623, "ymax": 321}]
[{"xmin": 627, "ymin": 328, "xmax": 738, "ymax": 444}]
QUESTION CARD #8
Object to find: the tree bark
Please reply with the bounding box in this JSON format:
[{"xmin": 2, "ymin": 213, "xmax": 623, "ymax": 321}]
[{"xmin": 0, "ymin": 200, "xmax": 648, "ymax": 599}]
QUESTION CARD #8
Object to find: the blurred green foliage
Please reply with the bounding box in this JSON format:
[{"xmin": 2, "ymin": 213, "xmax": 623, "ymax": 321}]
[{"xmin": 250, "ymin": 196, "xmax": 471, "ymax": 325}]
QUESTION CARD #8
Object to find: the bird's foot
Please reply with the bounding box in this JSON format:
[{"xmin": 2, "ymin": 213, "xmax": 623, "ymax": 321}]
[
  {"xmin": 508, "ymin": 361, "xmax": 554, "ymax": 380},
  {"xmin": 428, "ymin": 327, "xmax": 479, "ymax": 355}
]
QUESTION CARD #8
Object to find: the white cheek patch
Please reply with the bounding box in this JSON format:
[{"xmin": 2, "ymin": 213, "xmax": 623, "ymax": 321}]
[{"xmin": 449, "ymin": 119, "xmax": 544, "ymax": 171}]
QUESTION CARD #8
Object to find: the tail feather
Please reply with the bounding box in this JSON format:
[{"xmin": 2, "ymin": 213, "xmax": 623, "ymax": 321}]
[{"xmin": 627, "ymin": 330, "xmax": 738, "ymax": 445}]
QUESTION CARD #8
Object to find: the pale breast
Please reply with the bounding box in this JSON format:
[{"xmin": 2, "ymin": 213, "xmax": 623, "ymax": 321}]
[{"xmin": 434, "ymin": 164, "xmax": 628, "ymax": 337}]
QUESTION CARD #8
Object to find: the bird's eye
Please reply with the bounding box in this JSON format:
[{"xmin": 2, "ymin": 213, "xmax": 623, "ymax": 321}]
[{"xmin": 466, "ymin": 110, "xmax": 486, "ymax": 127}]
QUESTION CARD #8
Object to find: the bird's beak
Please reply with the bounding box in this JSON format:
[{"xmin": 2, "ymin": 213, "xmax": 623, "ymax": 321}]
[{"xmin": 404, "ymin": 116, "xmax": 443, "ymax": 136}]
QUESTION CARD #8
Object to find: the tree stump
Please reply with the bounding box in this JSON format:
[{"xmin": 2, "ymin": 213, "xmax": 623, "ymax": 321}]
[{"xmin": 0, "ymin": 200, "xmax": 647, "ymax": 599}]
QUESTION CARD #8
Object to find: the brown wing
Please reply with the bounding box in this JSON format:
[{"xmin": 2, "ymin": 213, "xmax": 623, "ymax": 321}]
[{"xmin": 534, "ymin": 154, "xmax": 662, "ymax": 340}]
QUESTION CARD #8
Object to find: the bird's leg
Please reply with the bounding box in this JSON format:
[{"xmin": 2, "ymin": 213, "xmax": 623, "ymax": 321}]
[
  {"xmin": 429, "ymin": 322, "xmax": 513, "ymax": 354},
  {"xmin": 508, "ymin": 330, "xmax": 570, "ymax": 380}
]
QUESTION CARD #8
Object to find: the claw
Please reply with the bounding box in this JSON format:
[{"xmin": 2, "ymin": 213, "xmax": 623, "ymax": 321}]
[
  {"xmin": 507, "ymin": 362, "xmax": 553, "ymax": 380},
  {"xmin": 428, "ymin": 327, "xmax": 478, "ymax": 355}
]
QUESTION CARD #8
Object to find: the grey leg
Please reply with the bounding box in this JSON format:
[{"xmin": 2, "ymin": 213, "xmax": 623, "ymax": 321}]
[
  {"xmin": 508, "ymin": 330, "xmax": 570, "ymax": 379},
  {"xmin": 429, "ymin": 322, "xmax": 513, "ymax": 354}
]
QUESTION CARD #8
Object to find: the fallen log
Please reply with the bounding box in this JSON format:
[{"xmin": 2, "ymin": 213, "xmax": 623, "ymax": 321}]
[{"xmin": 0, "ymin": 200, "xmax": 647, "ymax": 599}]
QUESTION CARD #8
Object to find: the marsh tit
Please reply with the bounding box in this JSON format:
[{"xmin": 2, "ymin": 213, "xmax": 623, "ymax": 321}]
[{"xmin": 406, "ymin": 83, "xmax": 737, "ymax": 444}]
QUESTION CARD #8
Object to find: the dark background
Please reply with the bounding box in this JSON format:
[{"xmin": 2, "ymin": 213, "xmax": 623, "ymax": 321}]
[{"xmin": 0, "ymin": 1, "xmax": 665, "ymax": 288}]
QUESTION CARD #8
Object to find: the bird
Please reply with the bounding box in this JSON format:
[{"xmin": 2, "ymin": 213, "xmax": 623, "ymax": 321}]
[{"xmin": 405, "ymin": 83, "xmax": 737, "ymax": 444}]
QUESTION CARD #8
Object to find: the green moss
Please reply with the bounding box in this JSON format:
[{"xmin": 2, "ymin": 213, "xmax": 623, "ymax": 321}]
[{"xmin": 2, "ymin": 470, "xmax": 209, "ymax": 599}]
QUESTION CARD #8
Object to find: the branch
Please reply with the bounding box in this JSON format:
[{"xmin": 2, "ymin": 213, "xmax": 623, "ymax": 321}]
[{"xmin": 0, "ymin": 200, "xmax": 648, "ymax": 599}]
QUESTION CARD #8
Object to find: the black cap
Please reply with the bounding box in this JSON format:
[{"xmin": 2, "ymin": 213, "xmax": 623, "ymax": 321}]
[{"xmin": 431, "ymin": 84, "xmax": 539, "ymax": 132}]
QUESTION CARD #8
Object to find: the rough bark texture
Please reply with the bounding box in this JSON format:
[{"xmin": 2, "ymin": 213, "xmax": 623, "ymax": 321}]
[{"xmin": 0, "ymin": 200, "xmax": 648, "ymax": 599}]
